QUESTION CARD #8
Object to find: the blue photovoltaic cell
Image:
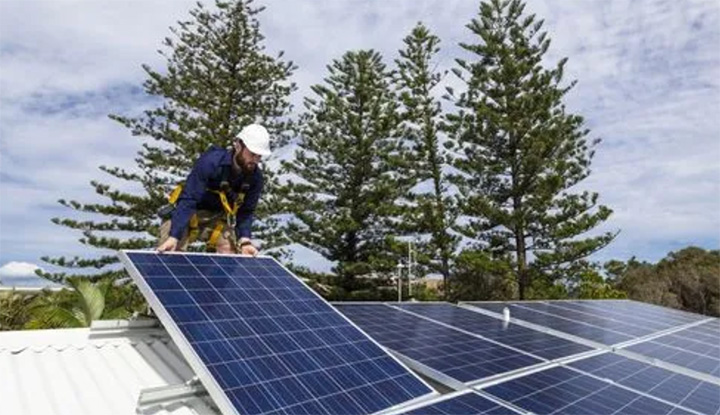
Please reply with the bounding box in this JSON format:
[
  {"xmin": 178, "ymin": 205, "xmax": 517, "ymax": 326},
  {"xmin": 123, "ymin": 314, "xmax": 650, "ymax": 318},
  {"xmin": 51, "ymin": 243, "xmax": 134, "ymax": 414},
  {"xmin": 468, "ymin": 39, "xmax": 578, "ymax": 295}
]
[
  {"xmin": 399, "ymin": 391, "xmax": 521, "ymax": 415},
  {"xmin": 121, "ymin": 252, "xmax": 433, "ymax": 415},
  {"xmin": 569, "ymin": 353, "xmax": 720, "ymax": 415},
  {"xmin": 466, "ymin": 302, "xmax": 634, "ymax": 345},
  {"xmin": 396, "ymin": 303, "xmax": 591, "ymax": 360},
  {"xmin": 483, "ymin": 366, "xmax": 693, "ymax": 415},
  {"xmin": 335, "ymin": 304, "xmax": 541, "ymax": 383},
  {"xmin": 627, "ymin": 319, "xmax": 720, "ymax": 377}
]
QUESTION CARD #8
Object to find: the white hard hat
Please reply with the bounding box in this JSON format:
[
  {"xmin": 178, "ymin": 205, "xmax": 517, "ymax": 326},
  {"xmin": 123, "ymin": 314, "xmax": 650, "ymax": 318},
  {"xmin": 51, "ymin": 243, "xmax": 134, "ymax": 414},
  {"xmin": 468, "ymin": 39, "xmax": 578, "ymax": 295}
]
[{"xmin": 236, "ymin": 124, "xmax": 271, "ymax": 156}]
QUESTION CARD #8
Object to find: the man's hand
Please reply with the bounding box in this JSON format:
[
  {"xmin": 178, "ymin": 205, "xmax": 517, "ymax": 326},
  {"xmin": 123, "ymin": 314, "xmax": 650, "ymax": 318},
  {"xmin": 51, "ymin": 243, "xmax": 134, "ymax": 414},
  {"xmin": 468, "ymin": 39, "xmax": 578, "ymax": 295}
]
[
  {"xmin": 238, "ymin": 239, "xmax": 259, "ymax": 256},
  {"xmin": 158, "ymin": 237, "xmax": 179, "ymax": 252}
]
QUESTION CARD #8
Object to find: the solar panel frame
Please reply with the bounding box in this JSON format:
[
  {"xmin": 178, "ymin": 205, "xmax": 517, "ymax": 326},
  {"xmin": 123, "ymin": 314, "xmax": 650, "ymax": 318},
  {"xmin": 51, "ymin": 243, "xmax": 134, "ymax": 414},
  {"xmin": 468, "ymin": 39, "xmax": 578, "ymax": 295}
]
[
  {"xmin": 389, "ymin": 390, "xmax": 525, "ymax": 415},
  {"xmin": 119, "ymin": 251, "xmax": 437, "ymax": 415}
]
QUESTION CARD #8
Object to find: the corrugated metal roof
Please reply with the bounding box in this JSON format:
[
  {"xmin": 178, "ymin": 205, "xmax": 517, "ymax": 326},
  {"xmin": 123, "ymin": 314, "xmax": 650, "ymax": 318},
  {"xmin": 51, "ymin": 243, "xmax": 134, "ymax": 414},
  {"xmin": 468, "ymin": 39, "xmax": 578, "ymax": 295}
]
[{"xmin": 0, "ymin": 321, "xmax": 220, "ymax": 415}]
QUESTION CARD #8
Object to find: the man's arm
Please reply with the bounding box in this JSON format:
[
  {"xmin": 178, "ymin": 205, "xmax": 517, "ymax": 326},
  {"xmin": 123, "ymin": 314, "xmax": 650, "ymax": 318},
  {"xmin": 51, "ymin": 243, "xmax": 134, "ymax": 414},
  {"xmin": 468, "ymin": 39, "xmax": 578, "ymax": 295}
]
[
  {"xmin": 235, "ymin": 172, "xmax": 263, "ymax": 255},
  {"xmin": 166, "ymin": 153, "xmax": 217, "ymax": 243}
]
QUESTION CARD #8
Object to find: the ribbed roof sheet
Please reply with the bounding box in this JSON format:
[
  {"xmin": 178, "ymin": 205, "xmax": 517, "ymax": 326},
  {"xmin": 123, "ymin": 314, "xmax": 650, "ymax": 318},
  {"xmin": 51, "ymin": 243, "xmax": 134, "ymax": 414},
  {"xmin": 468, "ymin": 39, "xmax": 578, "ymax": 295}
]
[{"xmin": 0, "ymin": 322, "xmax": 220, "ymax": 415}]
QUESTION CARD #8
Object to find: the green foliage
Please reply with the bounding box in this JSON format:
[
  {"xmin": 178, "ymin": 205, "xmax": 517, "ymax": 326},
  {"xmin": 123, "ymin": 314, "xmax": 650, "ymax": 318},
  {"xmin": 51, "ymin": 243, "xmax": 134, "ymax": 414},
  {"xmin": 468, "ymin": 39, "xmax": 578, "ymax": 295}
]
[
  {"xmin": 43, "ymin": 0, "xmax": 296, "ymax": 284},
  {"xmin": 613, "ymin": 247, "xmax": 720, "ymax": 316},
  {"xmin": 575, "ymin": 270, "xmax": 627, "ymax": 300},
  {"xmin": 341, "ymin": 280, "xmax": 398, "ymax": 302},
  {"xmin": 445, "ymin": 0, "xmax": 615, "ymax": 299},
  {"xmin": 25, "ymin": 278, "xmax": 138, "ymax": 329},
  {"xmin": 447, "ymin": 249, "xmax": 516, "ymax": 301},
  {"xmin": 282, "ymin": 49, "xmax": 402, "ymax": 294},
  {"xmin": 394, "ymin": 23, "xmax": 459, "ymax": 289},
  {"xmin": 562, "ymin": 263, "xmax": 627, "ymax": 299},
  {"xmin": 525, "ymin": 278, "xmax": 569, "ymax": 300},
  {"xmin": 0, "ymin": 291, "xmax": 37, "ymax": 331},
  {"xmin": 410, "ymin": 282, "xmax": 442, "ymax": 301}
]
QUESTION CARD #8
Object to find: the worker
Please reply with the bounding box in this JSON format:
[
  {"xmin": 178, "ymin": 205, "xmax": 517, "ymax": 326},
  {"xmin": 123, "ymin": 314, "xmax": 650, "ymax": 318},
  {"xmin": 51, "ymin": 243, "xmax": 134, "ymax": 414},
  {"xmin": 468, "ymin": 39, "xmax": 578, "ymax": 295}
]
[{"xmin": 156, "ymin": 124, "xmax": 270, "ymax": 256}]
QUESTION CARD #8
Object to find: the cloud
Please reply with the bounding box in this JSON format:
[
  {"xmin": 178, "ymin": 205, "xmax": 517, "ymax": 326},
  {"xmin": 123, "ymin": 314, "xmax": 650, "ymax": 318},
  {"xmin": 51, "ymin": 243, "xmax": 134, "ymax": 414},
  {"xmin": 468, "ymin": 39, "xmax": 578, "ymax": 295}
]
[
  {"xmin": 271, "ymin": 243, "xmax": 336, "ymax": 274},
  {"xmin": 0, "ymin": 261, "xmax": 43, "ymax": 277},
  {"xmin": 537, "ymin": 0, "xmax": 720, "ymax": 262}
]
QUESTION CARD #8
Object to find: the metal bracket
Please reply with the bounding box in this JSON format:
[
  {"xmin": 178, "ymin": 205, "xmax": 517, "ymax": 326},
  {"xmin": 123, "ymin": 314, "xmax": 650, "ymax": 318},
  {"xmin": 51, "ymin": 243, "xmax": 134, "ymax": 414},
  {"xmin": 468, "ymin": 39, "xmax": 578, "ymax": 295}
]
[
  {"xmin": 136, "ymin": 377, "xmax": 208, "ymax": 413},
  {"xmin": 88, "ymin": 318, "xmax": 165, "ymax": 339}
]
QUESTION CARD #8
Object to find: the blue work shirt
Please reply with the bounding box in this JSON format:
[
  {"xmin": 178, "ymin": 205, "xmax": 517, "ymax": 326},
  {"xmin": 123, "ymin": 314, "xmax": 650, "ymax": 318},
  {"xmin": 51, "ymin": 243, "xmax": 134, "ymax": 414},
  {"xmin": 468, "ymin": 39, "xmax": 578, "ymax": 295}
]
[{"xmin": 169, "ymin": 146, "xmax": 263, "ymax": 240}]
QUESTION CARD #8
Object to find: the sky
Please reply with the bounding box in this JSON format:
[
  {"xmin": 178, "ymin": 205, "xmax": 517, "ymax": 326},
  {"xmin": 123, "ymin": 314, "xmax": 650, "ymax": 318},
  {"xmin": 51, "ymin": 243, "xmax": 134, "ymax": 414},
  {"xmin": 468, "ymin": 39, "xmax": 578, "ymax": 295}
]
[{"xmin": 0, "ymin": 0, "xmax": 718, "ymax": 281}]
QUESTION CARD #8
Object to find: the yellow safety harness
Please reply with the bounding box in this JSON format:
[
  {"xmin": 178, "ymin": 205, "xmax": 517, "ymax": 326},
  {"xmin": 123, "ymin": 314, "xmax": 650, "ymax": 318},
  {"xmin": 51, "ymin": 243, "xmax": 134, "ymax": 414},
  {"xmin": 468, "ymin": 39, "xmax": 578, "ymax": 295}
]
[{"xmin": 167, "ymin": 179, "xmax": 247, "ymax": 251}]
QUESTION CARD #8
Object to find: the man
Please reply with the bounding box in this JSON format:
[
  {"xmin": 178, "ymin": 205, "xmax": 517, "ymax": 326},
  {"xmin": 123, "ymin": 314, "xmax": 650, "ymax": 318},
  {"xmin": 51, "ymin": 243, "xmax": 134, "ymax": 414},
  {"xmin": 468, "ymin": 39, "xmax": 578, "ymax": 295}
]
[{"xmin": 157, "ymin": 124, "xmax": 271, "ymax": 255}]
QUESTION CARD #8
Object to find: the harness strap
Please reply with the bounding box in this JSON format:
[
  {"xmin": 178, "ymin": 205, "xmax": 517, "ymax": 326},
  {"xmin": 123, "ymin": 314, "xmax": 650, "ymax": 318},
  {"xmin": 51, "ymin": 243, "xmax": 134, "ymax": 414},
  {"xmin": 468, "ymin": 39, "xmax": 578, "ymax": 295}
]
[
  {"xmin": 207, "ymin": 222, "xmax": 225, "ymax": 250},
  {"xmin": 188, "ymin": 214, "xmax": 200, "ymax": 242},
  {"xmin": 168, "ymin": 184, "xmax": 183, "ymax": 205},
  {"xmin": 206, "ymin": 190, "xmax": 247, "ymax": 250}
]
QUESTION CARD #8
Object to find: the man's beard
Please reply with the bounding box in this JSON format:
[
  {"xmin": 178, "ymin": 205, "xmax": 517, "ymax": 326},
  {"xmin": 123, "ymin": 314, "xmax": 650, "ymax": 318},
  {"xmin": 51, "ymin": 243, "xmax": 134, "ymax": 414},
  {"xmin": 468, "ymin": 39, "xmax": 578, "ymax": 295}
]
[{"xmin": 234, "ymin": 153, "xmax": 256, "ymax": 175}]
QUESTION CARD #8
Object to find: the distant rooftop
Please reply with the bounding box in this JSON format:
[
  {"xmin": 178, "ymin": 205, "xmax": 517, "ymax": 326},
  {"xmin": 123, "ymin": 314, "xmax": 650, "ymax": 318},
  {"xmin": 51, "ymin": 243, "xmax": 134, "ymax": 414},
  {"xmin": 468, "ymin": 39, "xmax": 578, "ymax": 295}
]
[{"xmin": 0, "ymin": 275, "xmax": 65, "ymax": 291}]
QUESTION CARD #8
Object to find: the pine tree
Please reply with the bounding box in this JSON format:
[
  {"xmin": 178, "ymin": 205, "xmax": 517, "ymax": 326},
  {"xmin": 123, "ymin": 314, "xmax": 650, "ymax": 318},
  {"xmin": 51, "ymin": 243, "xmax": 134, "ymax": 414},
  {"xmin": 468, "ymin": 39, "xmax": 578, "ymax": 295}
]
[
  {"xmin": 446, "ymin": 0, "xmax": 615, "ymax": 299},
  {"xmin": 282, "ymin": 50, "xmax": 401, "ymax": 296},
  {"xmin": 394, "ymin": 23, "xmax": 458, "ymax": 291},
  {"xmin": 41, "ymin": 0, "xmax": 296, "ymax": 283}
]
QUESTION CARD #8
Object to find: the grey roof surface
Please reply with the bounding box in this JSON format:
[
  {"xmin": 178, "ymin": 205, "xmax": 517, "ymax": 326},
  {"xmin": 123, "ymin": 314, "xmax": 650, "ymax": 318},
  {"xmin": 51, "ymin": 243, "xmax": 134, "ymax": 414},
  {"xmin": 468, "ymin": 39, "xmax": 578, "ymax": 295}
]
[{"xmin": 0, "ymin": 321, "xmax": 219, "ymax": 415}]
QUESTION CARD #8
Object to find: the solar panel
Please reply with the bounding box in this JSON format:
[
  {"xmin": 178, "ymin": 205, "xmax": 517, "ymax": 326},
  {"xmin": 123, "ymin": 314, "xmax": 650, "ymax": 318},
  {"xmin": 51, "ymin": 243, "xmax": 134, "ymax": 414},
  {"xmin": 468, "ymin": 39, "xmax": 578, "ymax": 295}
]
[
  {"xmin": 395, "ymin": 390, "xmax": 523, "ymax": 415},
  {"xmin": 626, "ymin": 319, "xmax": 720, "ymax": 377},
  {"xmin": 545, "ymin": 300, "xmax": 705, "ymax": 328},
  {"xmin": 466, "ymin": 301, "xmax": 707, "ymax": 346},
  {"xmin": 335, "ymin": 304, "xmax": 541, "ymax": 384},
  {"xmin": 119, "ymin": 251, "xmax": 435, "ymax": 415},
  {"xmin": 522, "ymin": 303, "xmax": 664, "ymax": 335},
  {"xmin": 396, "ymin": 303, "xmax": 591, "ymax": 360},
  {"xmin": 568, "ymin": 353, "xmax": 720, "ymax": 415},
  {"xmin": 481, "ymin": 366, "xmax": 694, "ymax": 415},
  {"xmin": 465, "ymin": 302, "xmax": 637, "ymax": 345}
]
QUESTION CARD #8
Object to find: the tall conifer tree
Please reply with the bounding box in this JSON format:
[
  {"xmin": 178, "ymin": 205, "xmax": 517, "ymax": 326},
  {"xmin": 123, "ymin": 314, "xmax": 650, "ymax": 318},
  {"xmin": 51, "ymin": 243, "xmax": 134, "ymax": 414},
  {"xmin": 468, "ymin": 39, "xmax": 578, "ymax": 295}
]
[
  {"xmin": 394, "ymin": 23, "xmax": 458, "ymax": 290},
  {"xmin": 42, "ymin": 0, "xmax": 295, "ymax": 282},
  {"xmin": 447, "ymin": 0, "xmax": 615, "ymax": 299},
  {"xmin": 283, "ymin": 50, "xmax": 400, "ymax": 295}
]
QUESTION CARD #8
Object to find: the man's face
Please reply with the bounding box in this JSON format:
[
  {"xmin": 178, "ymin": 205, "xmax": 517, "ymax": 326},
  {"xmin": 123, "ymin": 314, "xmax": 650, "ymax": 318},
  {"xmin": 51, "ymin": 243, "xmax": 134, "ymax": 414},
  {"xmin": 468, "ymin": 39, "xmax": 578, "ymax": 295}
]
[{"xmin": 235, "ymin": 142, "xmax": 262, "ymax": 173}]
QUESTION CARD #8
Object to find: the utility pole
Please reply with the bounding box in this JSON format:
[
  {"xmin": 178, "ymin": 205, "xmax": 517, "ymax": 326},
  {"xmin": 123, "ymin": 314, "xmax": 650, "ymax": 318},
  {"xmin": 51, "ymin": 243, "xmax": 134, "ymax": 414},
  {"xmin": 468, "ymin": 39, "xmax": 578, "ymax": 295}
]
[
  {"xmin": 396, "ymin": 263, "xmax": 405, "ymax": 302},
  {"xmin": 407, "ymin": 241, "xmax": 415, "ymax": 297}
]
